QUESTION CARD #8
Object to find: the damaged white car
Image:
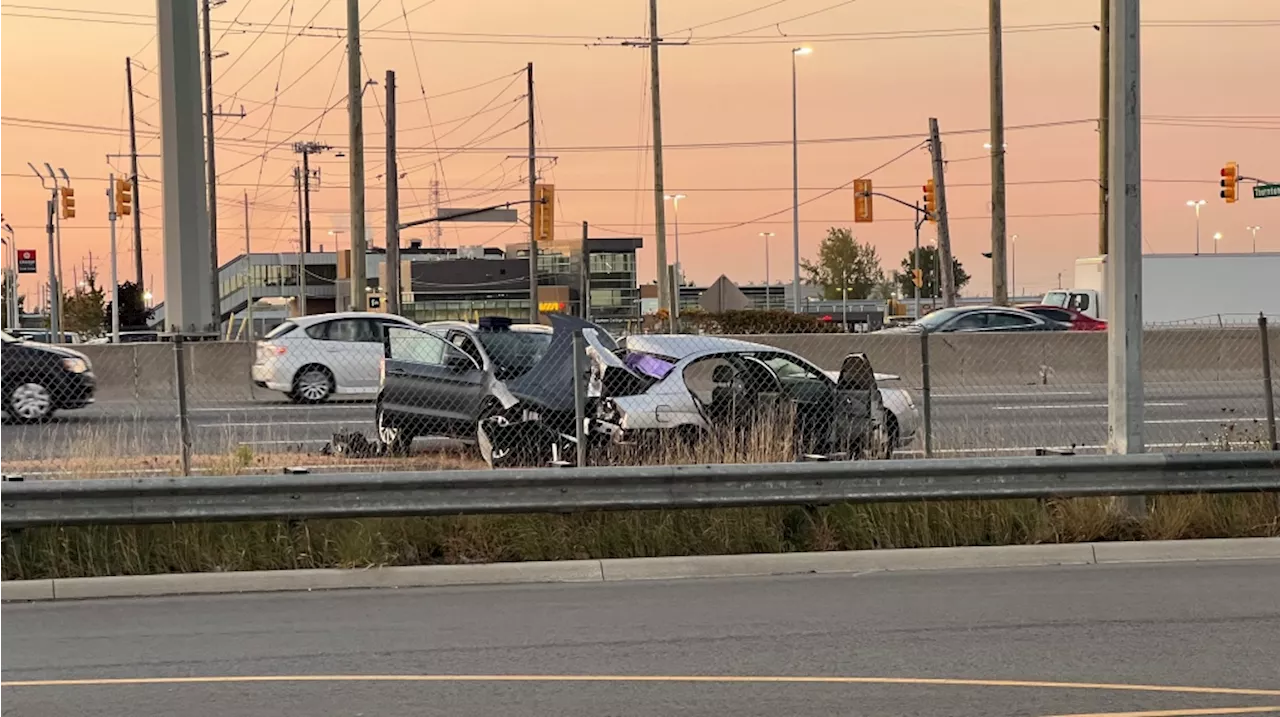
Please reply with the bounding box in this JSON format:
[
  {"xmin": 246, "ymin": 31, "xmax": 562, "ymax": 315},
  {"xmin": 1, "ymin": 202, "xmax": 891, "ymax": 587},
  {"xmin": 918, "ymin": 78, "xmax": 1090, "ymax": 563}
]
[{"xmin": 376, "ymin": 315, "xmax": 917, "ymax": 467}]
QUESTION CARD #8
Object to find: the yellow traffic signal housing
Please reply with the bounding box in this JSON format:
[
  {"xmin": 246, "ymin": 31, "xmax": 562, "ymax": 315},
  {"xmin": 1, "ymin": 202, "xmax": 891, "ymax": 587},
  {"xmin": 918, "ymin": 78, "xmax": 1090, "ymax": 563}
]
[
  {"xmin": 1220, "ymin": 162, "xmax": 1239, "ymax": 203},
  {"xmin": 532, "ymin": 183, "xmax": 555, "ymax": 242},
  {"xmin": 923, "ymin": 179, "xmax": 937, "ymax": 223},
  {"xmin": 853, "ymin": 178, "xmax": 873, "ymax": 223},
  {"xmin": 115, "ymin": 178, "xmax": 132, "ymax": 216},
  {"xmin": 912, "ymin": 268, "xmax": 923, "ymax": 288},
  {"xmin": 59, "ymin": 187, "xmax": 76, "ymax": 219}
]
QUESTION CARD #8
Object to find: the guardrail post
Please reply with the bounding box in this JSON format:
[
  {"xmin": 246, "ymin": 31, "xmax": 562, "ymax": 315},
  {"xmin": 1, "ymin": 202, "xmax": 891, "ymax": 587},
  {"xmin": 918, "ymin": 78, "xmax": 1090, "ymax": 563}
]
[
  {"xmin": 572, "ymin": 329, "xmax": 588, "ymax": 467},
  {"xmin": 173, "ymin": 334, "xmax": 193, "ymax": 475},
  {"xmin": 1261, "ymin": 314, "xmax": 1277, "ymax": 451},
  {"xmin": 920, "ymin": 329, "xmax": 934, "ymax": 458}
]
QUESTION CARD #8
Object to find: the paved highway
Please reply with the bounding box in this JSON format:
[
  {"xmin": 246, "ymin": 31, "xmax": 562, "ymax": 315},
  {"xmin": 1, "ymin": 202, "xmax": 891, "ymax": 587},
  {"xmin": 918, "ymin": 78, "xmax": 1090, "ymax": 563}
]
[
  {"xmin": 4, "ymin": 560, "xmax": 1279, "ymax": 716},
  {"xmin": 2, "ymin": 381, "xmax": 1271, "ymax": 465}
]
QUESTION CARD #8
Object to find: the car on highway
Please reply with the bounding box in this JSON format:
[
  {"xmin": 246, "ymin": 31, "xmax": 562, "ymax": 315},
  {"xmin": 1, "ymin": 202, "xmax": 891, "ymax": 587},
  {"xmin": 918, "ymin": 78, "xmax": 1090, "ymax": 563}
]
[
  {"xmin": 889, "ymin": 306, "xmax": 1069, "ymax": 334},
  {"xmin": 1, "ymin": 330, "xmax": 97, "ymax": 423},
  {"xmin": 1019, "ymin": 304, "xmax": 1107, "ymax": 331},
  {"xmin": 252, "ymin": 311, "xmax": 418, "ymax": 403},
  {"xmin": 10, "ymin": 329, "xmax": 84, "ymax": 344},
  {"xmin": 376, "ymin": 316, "xmax": 913, "ymax": 465}
]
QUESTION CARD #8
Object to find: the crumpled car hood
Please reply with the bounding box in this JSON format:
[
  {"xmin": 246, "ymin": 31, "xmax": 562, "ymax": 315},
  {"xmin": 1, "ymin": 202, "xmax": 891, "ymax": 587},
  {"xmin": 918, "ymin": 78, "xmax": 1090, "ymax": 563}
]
[{"xmin": 502, "ymin": 314, "xmax": 622, "ymax": 412}]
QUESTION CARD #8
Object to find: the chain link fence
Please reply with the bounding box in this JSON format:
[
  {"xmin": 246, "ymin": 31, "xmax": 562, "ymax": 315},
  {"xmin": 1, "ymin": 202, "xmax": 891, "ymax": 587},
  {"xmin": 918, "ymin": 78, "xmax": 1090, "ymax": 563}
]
[{"xmin": 3, "ymin": 316, "xmax": 1276, "ymax": 476}]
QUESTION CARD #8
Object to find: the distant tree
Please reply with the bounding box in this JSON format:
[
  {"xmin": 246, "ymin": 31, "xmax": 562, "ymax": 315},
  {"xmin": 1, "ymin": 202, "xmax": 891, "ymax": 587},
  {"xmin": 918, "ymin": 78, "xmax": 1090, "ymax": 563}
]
[
  {"xmin": 63, "ymin": 272, "xmax": 106, "ymax": 337},
  {"xmin": 104, "ymin": 281, "xmax": 154, "ymax": 330},
  {"xmin": 800, "ymin": 227, "xmax": 884, "ymax": 300},
  {"xmin": 1, "ymin": 275, "xmax": 24, "ymax": 330},
  {"xmin": 892, "ymin": 246, "xmax": 970, "ymax": 298}
]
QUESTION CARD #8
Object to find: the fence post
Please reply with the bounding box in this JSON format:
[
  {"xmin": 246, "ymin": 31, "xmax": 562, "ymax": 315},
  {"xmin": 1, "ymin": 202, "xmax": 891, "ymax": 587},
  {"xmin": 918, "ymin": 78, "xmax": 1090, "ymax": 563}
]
[
  {"xmin": 1261, "ymin": 314, "xmax": 1277, "ymax": 451},
  {"xmin": 920, "ymin": 329, "xmax": 933, "ymax": 458},
  {"xmin": 572, "ymin": 329, "xmax": 588, "ymax": 467},
  {"xmin": 173, "ymin": 335, "xmax": 193, "ymax": 475}
]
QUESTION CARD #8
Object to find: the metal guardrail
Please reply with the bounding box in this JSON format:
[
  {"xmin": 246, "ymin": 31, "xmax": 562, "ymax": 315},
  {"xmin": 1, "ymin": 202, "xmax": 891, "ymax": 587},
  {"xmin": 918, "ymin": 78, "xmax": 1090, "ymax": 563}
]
[{"xmin": 3, "ymin": 453, "xmax": 1278, "ymax": 530}]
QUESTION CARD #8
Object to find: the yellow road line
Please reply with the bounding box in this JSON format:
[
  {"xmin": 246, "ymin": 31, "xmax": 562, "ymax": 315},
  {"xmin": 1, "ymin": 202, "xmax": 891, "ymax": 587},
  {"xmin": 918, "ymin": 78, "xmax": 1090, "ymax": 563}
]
[
  {"xmin": 3, "ymin": 675, "xmax": 1280, "ymax": 696},
  {"xmin": 1045, "ymin": 707, "xmax": 1280, "ymax": 717}
]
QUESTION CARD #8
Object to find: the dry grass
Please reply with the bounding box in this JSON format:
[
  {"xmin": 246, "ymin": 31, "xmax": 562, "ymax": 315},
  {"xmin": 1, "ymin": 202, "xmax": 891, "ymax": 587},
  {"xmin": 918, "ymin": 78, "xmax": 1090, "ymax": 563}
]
[{"xmin": 4, "ymin": 494, "xmax": 1277, "ymax": 581}]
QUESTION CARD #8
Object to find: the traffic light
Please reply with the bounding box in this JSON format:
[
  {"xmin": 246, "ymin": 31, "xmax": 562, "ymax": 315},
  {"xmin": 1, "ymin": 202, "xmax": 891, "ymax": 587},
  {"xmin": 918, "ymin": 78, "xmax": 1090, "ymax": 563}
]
[
  {"xmin": 1220, "ymin": 162, "xmax": 1239, "ymax": 203},
  {"xmin": 853, "ymin": 178, "xmax": 873, "ymax": 223},
  {"xmin": 59, "ymin": 187, "xmax": 76, "ymax": 219},
  {"xmin": 532, "ymin": 183, "xmax": 555, "ymax": 242},
  {"xmin": 114, "ymin": 178, "xmax": 132, "ymax": 216},
  {"xmin": 923, "ymin": 179, "xmax": 937, "ymax": 223},
  {"xmin": 911, "ymin": 268, "xmax": 923, "ymax": 288}
]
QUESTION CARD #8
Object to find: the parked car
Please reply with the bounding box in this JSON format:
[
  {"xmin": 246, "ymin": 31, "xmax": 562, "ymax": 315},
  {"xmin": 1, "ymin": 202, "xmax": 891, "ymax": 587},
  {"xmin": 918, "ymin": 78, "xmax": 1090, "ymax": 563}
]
[
  {"xmin": 1, "ymin": 331, "xmax": 97, "ymax": 422},
  {"xmin": 85, "ymin": 330, "xmax": 163, "ymax": 344},
  {"xmin": 1019, "ymin": 304, "xmax": 1107, "ymax": 331},
  {"xmin": 11, "ymin": 329, "xmax": 83, "ymax": 344},
  {"xmin": 376, "ymin": 315, "xmax": 916, "ymax": 465},
  {"xmin": 890, "ymin": 306, "xmax": 1069, "ymax": 334},
  {"xmin": 252, "ymin": 312, "xmax": 418, "ymax": 403}
]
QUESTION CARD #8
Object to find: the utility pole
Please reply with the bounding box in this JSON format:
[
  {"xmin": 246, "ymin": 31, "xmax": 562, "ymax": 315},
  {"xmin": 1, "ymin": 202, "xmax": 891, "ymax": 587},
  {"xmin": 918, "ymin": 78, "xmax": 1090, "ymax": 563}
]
[
  {"xmin": 580, "ymin": 220, "xmax": 590, "ymax": 321},
  {"xmin": 1098, "ymin": 0, "xmax": 1110, "ymax": 256},
  {"xmin": 45, "ymin": 199, "xmax": 59, "ymax": 336},
  {"xmin": 385, "ymin": 69, "xmax": 401, "ymax": 316},
  {"xmin": 295, "ymin": 166, "xmax": 307, "ymax": 316},
  {"xmin": 527, "ymin": 62, "xmax": 539, "ymax": 325},
  {"xmin": 346, "ymin": 0, "xmax": 368, "ymax": 312},
  {"xmin": 201, "ymin": 0, "xmax": 222, "ymax": 330},
  {"xmin": 988, "ymin": 0, "xmax": 1009, "ymax": 306},
  {"xmin": 244, "ymin": 191, "xmax": 253, "ymax": 339},
  {"xmin": 108, "ymin": 175, "xmax": 120, "ymax": 343},
  {"xmin": 928, "ymin": 118, "xmax": 957, "ymax": 307},
  {"xmin": 1106, "ymin": 0, "xmax": 1145, "ymax": 510},
  {"xmin": 293, "ymin": 142, "xmax": 328, "ymax": 254},
  {"xmin": 126, "ymin": 57, "xmax": 144, "ymax": 289},
  {"xmin": 648, "ymin": 0, "xmax": 672, "ymax": 331}
]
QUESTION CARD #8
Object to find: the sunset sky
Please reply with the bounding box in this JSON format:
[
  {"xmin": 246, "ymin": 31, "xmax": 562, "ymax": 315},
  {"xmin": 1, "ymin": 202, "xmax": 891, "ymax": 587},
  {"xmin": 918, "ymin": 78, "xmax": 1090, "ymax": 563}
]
[{"xmin": 2, "ymin": 0, "xmax": 1278, "ymax": 305}]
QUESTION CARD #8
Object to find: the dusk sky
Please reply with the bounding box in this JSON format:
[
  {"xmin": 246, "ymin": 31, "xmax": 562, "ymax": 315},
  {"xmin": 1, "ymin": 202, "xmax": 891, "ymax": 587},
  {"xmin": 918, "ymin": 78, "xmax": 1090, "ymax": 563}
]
[{"xmin": 2, "ymin": 0, "xmax": 1277, "ymax": 304}]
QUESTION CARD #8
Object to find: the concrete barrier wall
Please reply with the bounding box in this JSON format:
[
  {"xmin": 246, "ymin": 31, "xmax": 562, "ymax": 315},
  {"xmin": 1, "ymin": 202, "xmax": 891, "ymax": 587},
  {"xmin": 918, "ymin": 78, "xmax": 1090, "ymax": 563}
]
[{"xmin": 77, "ymin": 327, "xmax": 1273, "ymax": 402}]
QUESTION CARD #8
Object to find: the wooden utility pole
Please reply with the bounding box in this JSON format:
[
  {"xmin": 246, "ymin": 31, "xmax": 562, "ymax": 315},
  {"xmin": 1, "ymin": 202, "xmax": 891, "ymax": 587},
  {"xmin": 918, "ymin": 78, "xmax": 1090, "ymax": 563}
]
[
  {"xmin": 126, "ymin": 57, "xmax": 144, "ymax": 289},
  {"xmin": 928, "ymin": 118, "xmax": 957, "ymax": 308},
  {"xmin": 385, "ymin": 69, "xmax": 401, "ymax": 315},
  {"xmin": 989, "ymin": 0, "xmax": 1009, "ymax": 305},
  {"xmin": 244, "ymin": 191, "xmax": 252, "ymax": 339},
  {"xmin": 202, "ymin": 0, "xmax": 221, "ymax": 329},
  {"xmin": 527, "ymin": 62, "xmax": 539, "ymax": 324},
  {"xmin": 1098, "ymin": 0, "xmax": 1110, "ymax": 256},
  {"xmin": 580, "ymin": 220, "xmax": 590, "ymax": 321},
  {"xmin": 649, "ymin": 0, "xmax": 672, "ymax": 330},
  {"xmin": 347, "ymin": 0, "xmax": 368, "ymax": 311}
]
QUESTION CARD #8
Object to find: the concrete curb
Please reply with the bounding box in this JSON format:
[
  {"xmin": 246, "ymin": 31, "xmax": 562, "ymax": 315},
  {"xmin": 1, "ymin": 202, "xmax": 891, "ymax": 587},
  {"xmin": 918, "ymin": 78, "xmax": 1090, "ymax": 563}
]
[{"xmin": 3, "ymin": 538, "xmax": 1277, "ymax": 603}]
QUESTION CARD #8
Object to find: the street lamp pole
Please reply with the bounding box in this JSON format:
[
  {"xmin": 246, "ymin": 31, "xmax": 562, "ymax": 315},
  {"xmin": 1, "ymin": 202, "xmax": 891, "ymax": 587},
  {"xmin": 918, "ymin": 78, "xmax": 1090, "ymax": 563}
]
[
  {"xmin": 1186, "ymin": 199, "xmax": 1205, "ymax": 254},
  {"xmin": 1213, "ymin": 231, "xmax": 1223, "ymax": 254},
  {"xmin": 1246, "ymin": 225, "xmax": 1261, "ymax": 253},
  {"xmin": 759, "ymin": 231, "xmax": 775, "ymax": 311},
  {"xmin": 790, "ymin": 47, "xmax": 811, "ymax": 313},
  {"xmin": 1011, "ymin": 233, "xmax": 1018, "ymax": 299}
]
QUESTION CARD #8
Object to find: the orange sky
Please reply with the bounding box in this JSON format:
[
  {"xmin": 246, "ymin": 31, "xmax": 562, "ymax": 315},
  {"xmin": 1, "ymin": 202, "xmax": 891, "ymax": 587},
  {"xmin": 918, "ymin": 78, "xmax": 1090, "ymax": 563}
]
[{"xmin": 3, "ymin": 0, "xmax": 1278, "ymax": 304}]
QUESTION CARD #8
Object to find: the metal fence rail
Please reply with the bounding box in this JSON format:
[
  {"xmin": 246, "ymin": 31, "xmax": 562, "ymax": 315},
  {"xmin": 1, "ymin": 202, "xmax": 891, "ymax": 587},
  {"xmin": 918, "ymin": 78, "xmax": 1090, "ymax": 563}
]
[{"xmin": 3, "ymin": 453, "xmax": 1278, "ymax": 529}]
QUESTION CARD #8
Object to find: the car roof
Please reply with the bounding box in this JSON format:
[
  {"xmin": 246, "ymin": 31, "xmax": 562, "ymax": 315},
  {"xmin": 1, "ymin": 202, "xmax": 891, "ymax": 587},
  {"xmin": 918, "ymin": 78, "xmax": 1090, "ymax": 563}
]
[
  {"xmin": 622, "ymin": 334, "xmax": 780, "ymax": 360},
  {"xmin": 421, "ymin": 320, "xmax": 552, "ymax": 334},
  {"xmin": 289, "ymin": 311, "xmax": 416, "ymax": 327}
]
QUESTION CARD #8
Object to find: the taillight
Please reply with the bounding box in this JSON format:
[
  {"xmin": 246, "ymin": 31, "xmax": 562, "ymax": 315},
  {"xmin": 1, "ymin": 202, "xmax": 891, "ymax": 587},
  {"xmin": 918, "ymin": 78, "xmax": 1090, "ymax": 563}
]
[{"xmin": 274, "ymin": 346, "xmax": 287, "ymax": 355}]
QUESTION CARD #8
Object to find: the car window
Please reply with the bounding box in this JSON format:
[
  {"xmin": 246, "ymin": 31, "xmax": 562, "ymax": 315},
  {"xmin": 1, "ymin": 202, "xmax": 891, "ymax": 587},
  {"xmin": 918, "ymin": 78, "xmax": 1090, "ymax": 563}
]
[
  {"xmin": 265, "ymin": 322, "xmax": 297, "ymax": 340},
  {"xmin": 987, "ymin": 312, "xmax": 1039, "ymax": 328},
  {"xmin": 1044, "ymin": 308, "xmax": 1072, "ymax": 323},
  {"xmin": 914, "ymin": 306, "xmax": 970, "ymax": 330},
  {"xmin": 387, "ymin": 327, "xmax": 451, "ymax": 366},
  {"xmin": 448, "ymin": 332, "xmax": 485, "ymax": 366},
  {"xmin": 760, "ymin": 355, "xmax": 824, "ymax": 382},
  {"xmin": 315, "ymin": 319, "xmax": 377, "ymax": 343},
  {"xmin": 475, "ymin": 330, "xmax": 553, "ymax": 380},
  {"xmin": 1069, "ymin": 293, "xmax": 1091, "ymax": 312},
  {"xmin": 949, "ymin": 313, "xmax": 987, "ymax": 331}
]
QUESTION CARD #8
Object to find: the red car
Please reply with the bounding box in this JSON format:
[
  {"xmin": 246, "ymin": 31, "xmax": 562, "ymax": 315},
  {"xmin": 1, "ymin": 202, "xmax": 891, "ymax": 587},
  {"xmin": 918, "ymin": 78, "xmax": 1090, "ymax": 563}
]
[{"xmin": 1019, "ymin": 305, "xmax": 1107, "ymax": 331}]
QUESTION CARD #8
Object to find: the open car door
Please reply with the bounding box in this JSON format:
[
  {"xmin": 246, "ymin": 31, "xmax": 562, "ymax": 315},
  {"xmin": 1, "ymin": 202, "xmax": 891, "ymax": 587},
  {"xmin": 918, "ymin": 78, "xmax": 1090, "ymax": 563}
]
[{"xmin": 833, "ymin": 353, "xmax": 887, "ymax": 459}]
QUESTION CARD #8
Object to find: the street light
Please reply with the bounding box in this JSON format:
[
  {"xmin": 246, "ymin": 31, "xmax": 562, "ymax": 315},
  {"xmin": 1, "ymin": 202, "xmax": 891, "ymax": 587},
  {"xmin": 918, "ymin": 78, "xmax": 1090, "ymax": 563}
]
[
  {"xmin": 758, "ymin": 232, "xmax": 776, "ymax": 310},
  {"xmin": 790, "ymin": 46, "xmax": 811, "ymax": 313},
  {"xmin": 1186, "ymin": 199, "xmax": 1206, "ymax": 254},
  {"xmin": 1246, "ymin": 225, "xmax": 1261, "ymax": 253},
  {"xmin": 1011, "ymin": 234, "xmax": 1018, "ymax": 299},
  {"xmin": 1213, "ymin": 231, "xmax": 1223, "ymax": 253},
  {"xmin": 663, "ymin": 193, "xmax": 686, "ymax": 274}
]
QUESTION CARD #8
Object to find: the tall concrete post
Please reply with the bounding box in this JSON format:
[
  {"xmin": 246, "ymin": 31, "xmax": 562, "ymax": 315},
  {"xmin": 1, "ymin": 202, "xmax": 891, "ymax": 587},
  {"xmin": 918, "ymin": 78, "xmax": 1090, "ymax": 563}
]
[
  {"xmin": 1106, "ymin": 0, "xmax": 1144, "ymax": 465},
  {"xmin": 157, "ymin": 0, "xmax": 214, "ymax": 333},
  {"xmin": 346, "ymin": 0, "xmax": 368, "ymax": 311},
  {"xmin": 385, "ymin": 69, "xmax": 400, "ymax": 315},
  {"xmin": 988, "ymin": 0, "xmax": 1008, "ymax": 306}
]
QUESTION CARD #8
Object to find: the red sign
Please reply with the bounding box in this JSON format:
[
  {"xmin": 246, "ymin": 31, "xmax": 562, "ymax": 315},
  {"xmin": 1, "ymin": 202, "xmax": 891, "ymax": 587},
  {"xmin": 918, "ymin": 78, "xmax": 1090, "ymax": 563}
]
[{"xmin": 17, "ymin": 249, "xmax": 37, "ymax": 274}]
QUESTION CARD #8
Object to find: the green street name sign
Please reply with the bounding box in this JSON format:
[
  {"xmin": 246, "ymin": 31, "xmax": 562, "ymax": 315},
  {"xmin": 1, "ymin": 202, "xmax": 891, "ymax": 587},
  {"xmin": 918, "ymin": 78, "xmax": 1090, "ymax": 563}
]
[{"xmin": 1254, "ymin": 183, "xmax": 1280, "ymax": 199}]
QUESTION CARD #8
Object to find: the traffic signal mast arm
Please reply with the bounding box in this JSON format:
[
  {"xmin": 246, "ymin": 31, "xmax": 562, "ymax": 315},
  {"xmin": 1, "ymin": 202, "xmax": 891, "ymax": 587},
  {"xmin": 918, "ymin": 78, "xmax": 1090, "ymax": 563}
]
[
  {"xmin": 396, "ymin": 197, "xmax": 545, "ymax": 231},
  {"xmin": 856, "ymin": 189, "xmax": 932, "ymax": 218}
]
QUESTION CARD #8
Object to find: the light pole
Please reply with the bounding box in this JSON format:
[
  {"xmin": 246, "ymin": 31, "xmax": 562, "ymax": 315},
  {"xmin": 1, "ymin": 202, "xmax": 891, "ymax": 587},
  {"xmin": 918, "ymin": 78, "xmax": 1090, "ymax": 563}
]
[
  {"xmin": 1213, "ymin": 231, "xmax": 1223, "ymax": 254},
  {"xmin": 790, "ymin": 46, "xmax": 811, "ymax": 313},
  {"xmin": 1186, "ymin": 199, "xmax": 1206, "ymax": 254},
  {"xmin": 759, "ymin": 231, "xmax": 776, "ymax": 310},
  {"xmin": 1011, "ymin": 233, "xmax": 1018, "ymax": 300},
  {"xmin": 663, "ymin": 193, "xmax": 686, "ymax": 279},
  {"xmin": 2, "ymin": 225, "xmax": 17, "ymax": 329},
  {"xmin": 1246, "ymin": 225, "xmax": 1261, "ymax": 253}
]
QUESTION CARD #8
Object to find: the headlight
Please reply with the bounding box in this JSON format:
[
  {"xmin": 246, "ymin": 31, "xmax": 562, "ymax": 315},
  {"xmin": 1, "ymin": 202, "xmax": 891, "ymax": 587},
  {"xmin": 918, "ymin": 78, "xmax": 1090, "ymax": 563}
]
[{"xmin": 62, "ymin": 357, "xmax": 89, "ymax": 374}]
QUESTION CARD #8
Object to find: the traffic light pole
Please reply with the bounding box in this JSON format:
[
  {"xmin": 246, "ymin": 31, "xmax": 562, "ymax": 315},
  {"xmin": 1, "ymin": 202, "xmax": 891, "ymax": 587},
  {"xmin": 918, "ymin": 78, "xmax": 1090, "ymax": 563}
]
[
  {"xmin": 107, "ymin": 174, "xmax": 120, "ymax": 344},
  {"xmin": 44, "ymin": 199, "xmax": 59, "ymax": 337},
  {"xmin": 915, "ymin": 202, "xmax": 925, "ymax": 321}
]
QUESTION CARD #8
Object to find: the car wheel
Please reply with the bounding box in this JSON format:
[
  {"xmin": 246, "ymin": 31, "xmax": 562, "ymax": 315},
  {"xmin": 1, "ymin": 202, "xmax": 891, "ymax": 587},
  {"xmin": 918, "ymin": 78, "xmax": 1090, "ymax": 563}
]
[
  {"xmin": 876, "ymin": 413, "xmax": 900, "ymax": 460},
  {"xmin": 291, "ymin": 366, "xmax": 333, "ymax": 404},
  {"xmin": 6, "ymin": 381, "xmax": 55, "ymax": 423},
  {"xmin": 476, "ymin": 401, "xmax": 516, "ymax": 467},
  {"xmin": 376, "ymin": 401, "xmax": 415, "ymax": 455}
]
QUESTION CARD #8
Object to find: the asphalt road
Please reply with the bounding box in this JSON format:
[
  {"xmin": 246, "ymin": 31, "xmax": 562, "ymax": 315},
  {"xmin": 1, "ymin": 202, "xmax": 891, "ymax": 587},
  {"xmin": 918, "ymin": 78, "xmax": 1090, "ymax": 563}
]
[
  {"xmin": 2, "ymin": 380, "xmax": 1271, "ymax": 464},
  {"xmin": 4, "ymin": 561, "xmax": 1280, "ymax": 716}
]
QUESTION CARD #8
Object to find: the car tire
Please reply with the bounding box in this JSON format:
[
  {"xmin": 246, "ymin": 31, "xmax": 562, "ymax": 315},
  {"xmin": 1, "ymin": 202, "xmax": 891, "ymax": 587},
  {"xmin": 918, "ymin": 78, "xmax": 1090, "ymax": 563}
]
[
  {"xmin": 876, "ymin": 413, "xmax": 900, "ymax": 460},
  {"xmin": 291, "ymin": 365, "xmax": 333, "ymax": 404},
  {"xmin": 6, "ymin": 380, "xmax": 55, "ymax": 424},
  {"xmin": 376, "ymin": 400, "xmax": 415, "ymax": 455}
]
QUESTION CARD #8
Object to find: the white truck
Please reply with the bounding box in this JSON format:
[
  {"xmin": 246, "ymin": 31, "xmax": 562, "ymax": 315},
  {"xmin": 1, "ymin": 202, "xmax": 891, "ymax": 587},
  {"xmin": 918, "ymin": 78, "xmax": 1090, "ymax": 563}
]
[{"xmin": 1042, "ymin": 253, "xmax": 1280, "ymax": 325}]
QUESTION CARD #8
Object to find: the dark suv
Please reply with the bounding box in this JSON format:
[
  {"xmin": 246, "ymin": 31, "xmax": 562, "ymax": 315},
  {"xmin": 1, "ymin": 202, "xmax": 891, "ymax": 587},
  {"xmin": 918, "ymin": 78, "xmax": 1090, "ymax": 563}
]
[{"xmin": 1, "ymin": 331, "xmax": 97, "ymax": 422}]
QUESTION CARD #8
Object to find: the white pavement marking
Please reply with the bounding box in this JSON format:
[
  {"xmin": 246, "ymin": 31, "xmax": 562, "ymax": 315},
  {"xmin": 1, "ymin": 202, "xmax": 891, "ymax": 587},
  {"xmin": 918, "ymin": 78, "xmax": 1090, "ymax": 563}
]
[
  {"xmin": 196, "ymin": 421, "xmax": 364, "ymax": 429},
  {"xmin": 189, "ymin": 404, "xmax": 371, "ymax": 413},
  {"xmin": 993, "ymin": 402, "xmax": 1186, "ymax": 411},
  {"xmin": 934, "ymin": 391, "xmax": 1096, "ymax": 398}
]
